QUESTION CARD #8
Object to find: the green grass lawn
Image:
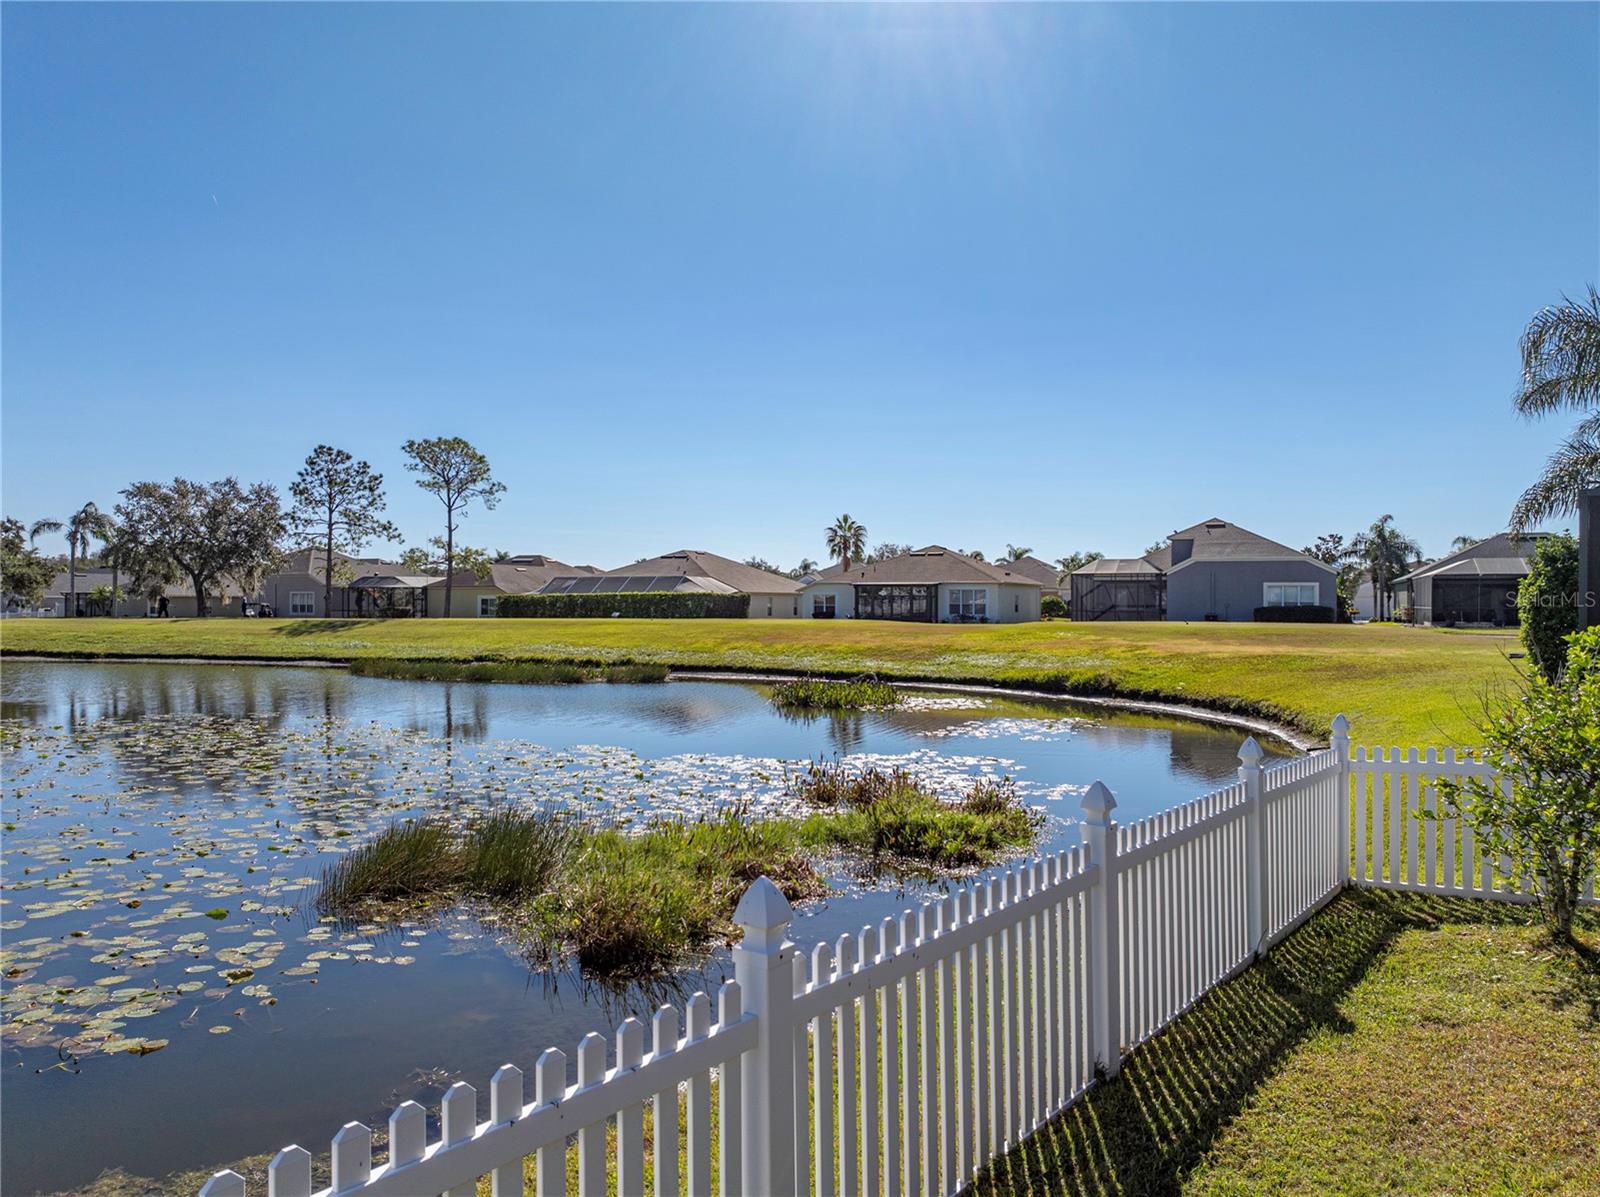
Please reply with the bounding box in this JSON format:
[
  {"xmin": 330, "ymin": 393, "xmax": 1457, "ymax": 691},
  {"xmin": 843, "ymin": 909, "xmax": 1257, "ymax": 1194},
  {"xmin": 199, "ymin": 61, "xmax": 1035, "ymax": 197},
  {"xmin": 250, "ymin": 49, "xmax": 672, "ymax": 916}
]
[
  {"xmin": 2, "ymin": 616, "xmax": 1523, "ymax": 744},
  {"xmin": 975, "ymin": 891, "xmax": 1600, "ymax": 1197}
]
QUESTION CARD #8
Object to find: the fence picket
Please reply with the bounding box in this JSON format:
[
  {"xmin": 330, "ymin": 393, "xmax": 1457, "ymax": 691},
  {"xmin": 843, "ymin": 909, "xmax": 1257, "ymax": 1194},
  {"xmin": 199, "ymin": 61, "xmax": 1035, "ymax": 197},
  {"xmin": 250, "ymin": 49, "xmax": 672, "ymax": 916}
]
[
  {"xmin": 684, "ymin": 998, "xmax": 711, "ymax": 1197},
  {"xmin": 898, "ymin": 908, "xmax": 920, "ymax": 1197},
  {"xmin": 268, "ymin": 1146, "xmax": 312, "ymax": 1197},
  {"xmin": 615, "ymin": 1022, "xmax": 645, "ymax": 1197},
  {"xmin": 858, "ymin": 924, "xmax": 881, "ymax": 1197},
  {"xmin": 716, "ymin": 983, "xmax": 742, "ymax": 1197},
  {"xmin": 535, "ymin": 1050, "xmax": 566, "ymax": 1197},
  {"xmin": 878, "ymin": 917, "xmax": 902, "ymax": 1197},
  {"xmin": 576, "ymin": 1036, "xmax": 606, "ymax": 1197},
  {"xmin": 652, "ymin": 1008, "xmax": 680, "ymax": 1197},
  {"xmin": 489, "ymin": 1066, "xmax": 524, "ymax": 1197},
  {"xmin": 837, "ymin": 933, "xmax": 860, "ymax": 1197},
  {"xmin": 810, "ymin": 944, "xmax": 834, "ymax": 1197}
]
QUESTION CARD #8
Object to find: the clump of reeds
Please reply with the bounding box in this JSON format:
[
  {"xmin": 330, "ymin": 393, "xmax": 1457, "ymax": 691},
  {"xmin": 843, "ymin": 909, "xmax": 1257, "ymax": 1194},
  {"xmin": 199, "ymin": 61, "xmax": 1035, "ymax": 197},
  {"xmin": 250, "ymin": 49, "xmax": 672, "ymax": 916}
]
[
  {"xmin": 316, "ymin": 807, "xmax": 580, "ymax": 917},
  {"xmin": 526, "ymin": 806, "xmax": 825, "ymax": 978},
  {"xmin": 769, "ymin": 677, "xmax": 900, "ymax": 712},
  {"xmin": 789, "ymin": 760, "xmax": 1039, "ymax": 870}
]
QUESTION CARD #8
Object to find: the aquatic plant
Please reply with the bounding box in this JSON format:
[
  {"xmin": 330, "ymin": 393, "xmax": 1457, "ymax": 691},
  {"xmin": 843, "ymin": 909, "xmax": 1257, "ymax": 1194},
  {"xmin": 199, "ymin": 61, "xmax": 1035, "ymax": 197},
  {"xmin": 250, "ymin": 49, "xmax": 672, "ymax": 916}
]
[
  {"xmin": 316, "ymin": 820, "xmax": 459, "ymax": 912},
  {"xmin": 463, "ymin": 807, "xmax": 584, "ymax": 900},
  {"xmin": 346, "ymin": 658, "xmax": 668, "ymax": 685},
  {"xmin": 769, "ymin": 677, "xmax": 900, "ymax": 712},
  {"xmin": 789, "ymin": 761, "xmax": 1039, "ymax": 869}
]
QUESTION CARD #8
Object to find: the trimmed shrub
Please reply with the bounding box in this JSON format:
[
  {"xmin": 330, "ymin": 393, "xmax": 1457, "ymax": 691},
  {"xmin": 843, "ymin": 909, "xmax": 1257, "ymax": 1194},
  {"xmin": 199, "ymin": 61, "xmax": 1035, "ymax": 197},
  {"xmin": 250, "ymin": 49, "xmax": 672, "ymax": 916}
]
[
  {"xmin": 1252, "ymin": 605, "xmax": 1336, "ymax": 624},
  {"xmin": 1040, "ymin": 594, "xmax": 1068, "ymax": 619},
  {"xmin": 1517, "ymin": 533, "xmax": 1580, "ymax": 682},
  {"xmin": 498, "ymin": 592, "xmax": 749, "ymax": 619}
]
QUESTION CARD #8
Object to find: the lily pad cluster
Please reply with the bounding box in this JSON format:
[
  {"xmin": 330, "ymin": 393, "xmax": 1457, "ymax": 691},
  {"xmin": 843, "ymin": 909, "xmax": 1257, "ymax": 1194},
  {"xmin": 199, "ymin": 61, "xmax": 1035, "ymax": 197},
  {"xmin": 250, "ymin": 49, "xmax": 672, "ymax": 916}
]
[{"xmin": 2, "ymin": 709, "xmax": 1055, "ymax": 1065}]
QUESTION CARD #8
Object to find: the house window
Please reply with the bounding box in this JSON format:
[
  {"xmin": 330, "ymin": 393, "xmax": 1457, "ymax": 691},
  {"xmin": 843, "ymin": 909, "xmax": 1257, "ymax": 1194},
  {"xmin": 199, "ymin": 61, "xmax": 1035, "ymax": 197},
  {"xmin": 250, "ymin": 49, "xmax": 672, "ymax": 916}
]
[
  {"xmin": 813, "ymin": 594, "xmax": 837, "ymax": 619},
  {"xmin": 948, "ymin": 588, "xmax": 988, "ymax": 621},
  {"xmin": 766, "ymin": 598, "xmax": 773, "ymax": 617},
  {"xmin": 289, "ymin": 591, "xmax": 316, "ymax": 616},
  {"xmin": 478, "ymin": 595, "xmax": 499, "ymax": 618},
  {"xmin": 1264, "ymin": 583, "xmax": 1319, "ymax": 607}
]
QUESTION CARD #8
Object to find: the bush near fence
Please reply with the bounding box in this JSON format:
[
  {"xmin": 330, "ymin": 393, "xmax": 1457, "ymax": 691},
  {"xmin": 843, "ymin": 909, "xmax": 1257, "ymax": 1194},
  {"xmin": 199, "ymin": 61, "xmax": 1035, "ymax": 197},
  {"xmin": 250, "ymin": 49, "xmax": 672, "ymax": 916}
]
[
  {"xmin": 498, "ymin": 592, "xmax": 750, "ymax": 619},
  {"xmin": 1253, "ymin": 605, "xmax": 1336, "ymax": 623}
]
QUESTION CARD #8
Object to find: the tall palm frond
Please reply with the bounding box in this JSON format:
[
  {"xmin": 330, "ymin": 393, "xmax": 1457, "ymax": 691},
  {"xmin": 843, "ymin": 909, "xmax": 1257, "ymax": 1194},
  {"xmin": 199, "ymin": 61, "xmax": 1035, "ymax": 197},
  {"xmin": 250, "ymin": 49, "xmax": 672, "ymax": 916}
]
[
  {"xmin": 1513, "ymin": 286, "xmax": 1600, "ymax": 418},
  {"xmin": 1510, "ymin": 431, "xmax": 1600, "ymax": 533},
  {"xmin": 28, "ymin": 518, "xmax": 62, "ymax": 546}
]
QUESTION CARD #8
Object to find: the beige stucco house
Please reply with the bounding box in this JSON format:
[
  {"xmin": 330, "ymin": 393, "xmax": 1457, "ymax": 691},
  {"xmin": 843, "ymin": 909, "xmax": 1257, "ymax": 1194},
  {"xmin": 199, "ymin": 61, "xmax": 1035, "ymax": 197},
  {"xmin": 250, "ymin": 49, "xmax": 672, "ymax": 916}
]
[{"xmin": 802, "ymin": 546, "xmax": 1042, "ymax": 623}]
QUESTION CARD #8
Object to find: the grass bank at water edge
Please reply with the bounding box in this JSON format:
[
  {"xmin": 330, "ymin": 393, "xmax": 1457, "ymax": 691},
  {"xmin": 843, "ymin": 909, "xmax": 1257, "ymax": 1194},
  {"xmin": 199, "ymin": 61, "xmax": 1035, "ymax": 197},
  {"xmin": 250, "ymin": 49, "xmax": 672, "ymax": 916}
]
[{"xmin": 0, "ymin": 617, "xmax": 1524, "ymax": 744}]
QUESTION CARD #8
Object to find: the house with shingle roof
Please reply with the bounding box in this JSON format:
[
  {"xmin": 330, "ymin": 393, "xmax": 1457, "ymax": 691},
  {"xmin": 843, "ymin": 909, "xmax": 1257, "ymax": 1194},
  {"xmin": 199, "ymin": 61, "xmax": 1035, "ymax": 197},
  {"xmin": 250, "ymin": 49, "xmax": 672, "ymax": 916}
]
[
  {"xmin": 1070, "ymin": 518, "xmax": 1336, "ymax": 622},
  {"xmin": 998, "ymin": 555, "xmax": 1065, "ymax": 599},
  {"xmin": 540, "ymin": 550, "xmax": 803, "ymax": 618},
  {"xmin": 439, "ymin": 556, "xmax": 601, "ymax": 617},
  {"xmin": 802, "ymin": 546, "xmax": 1042, "ymax": 622},
  {"xmin": 1390, "ymin": 533, "xmax": 1545, "ymax": 626}
]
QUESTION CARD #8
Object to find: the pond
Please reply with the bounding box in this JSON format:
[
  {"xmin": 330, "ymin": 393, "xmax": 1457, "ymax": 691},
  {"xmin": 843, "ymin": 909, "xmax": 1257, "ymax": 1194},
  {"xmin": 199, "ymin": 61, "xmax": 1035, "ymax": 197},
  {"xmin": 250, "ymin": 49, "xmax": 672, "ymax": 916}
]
[{"xmin": 0, "ymin": 660, "xmax": 1293, "ymax": 1194}]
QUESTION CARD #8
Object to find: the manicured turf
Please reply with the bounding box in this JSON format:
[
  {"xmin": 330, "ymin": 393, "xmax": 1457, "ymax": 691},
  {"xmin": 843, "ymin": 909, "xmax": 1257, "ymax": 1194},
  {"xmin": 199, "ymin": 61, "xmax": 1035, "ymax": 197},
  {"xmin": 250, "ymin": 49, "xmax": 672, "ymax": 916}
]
[
  {"xmin": 974, "ymin": 891, "xmax": 1600, "ymax": 1197},
  {"xmin": 3, "ymin": 616, "xmax": 1522, "ymax": 744}
]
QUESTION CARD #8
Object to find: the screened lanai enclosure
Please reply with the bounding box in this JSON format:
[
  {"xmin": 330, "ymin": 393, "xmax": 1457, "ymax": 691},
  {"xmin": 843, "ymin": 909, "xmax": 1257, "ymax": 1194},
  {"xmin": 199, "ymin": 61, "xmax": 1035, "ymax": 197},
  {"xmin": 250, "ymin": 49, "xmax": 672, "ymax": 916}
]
[
  {"xmin": 1431, "ymin": 577, "xmax": 1520, "ymax": 626},
  {"xmin": 854, "ymin": 583, "xmax": 935, "ymax": 621},
  {"xmin": 339, "ymin": 575, "xmax": 438, "ymax": 618},
  {"xmin": 1069, "ymin": 562, "xmax": 1166, "ymax": 621}
]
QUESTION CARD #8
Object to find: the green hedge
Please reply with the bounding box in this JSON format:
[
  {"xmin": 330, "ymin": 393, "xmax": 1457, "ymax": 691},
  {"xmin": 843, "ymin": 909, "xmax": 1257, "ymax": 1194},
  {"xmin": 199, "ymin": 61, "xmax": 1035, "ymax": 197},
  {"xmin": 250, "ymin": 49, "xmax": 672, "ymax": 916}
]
[
  {"xmin": 1253, "ymin": 605, "xmax": 1336, "ymax": 623},
  {"xmin": 498, "ymin": 591, "xmax": 750, "ymax": 619}
]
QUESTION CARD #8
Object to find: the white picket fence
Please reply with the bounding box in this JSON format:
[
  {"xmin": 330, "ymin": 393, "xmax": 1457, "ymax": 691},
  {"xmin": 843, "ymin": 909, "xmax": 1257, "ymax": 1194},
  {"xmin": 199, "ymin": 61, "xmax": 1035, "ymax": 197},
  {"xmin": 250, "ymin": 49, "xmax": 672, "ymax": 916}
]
[{"xmin": 200, "ymin": 715, "xmax": 1596, "ymax": 1197}]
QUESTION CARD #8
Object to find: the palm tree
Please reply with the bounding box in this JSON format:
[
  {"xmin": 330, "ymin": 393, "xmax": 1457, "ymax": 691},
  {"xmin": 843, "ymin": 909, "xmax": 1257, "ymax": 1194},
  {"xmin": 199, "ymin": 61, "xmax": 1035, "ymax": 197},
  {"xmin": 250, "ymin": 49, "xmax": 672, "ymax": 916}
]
[
  {"xmin": 1352, "ymin": 515, "xmax": 1422, "ymax": 621},
  {"xmin": 64, "ymin": 502, "xmax": 113, "ymax": 617},
  {"xmin": 28, "ymin": 517, "xmax": 62, "ymax": 547},
  {"xmin": 1510, "ymin": 286, "xmax": 1600, "ymax": 532},
  {"xmin": 825, "ymin": 515, "xmax": 867, "ymax": 572},
  {"xmin": 1450, "ymin": 535, "xmax": 1481, "ymax": 553},
  {"xmin": 1002, "ymin": 544, "xmax": 1034, "ymax": 563}
]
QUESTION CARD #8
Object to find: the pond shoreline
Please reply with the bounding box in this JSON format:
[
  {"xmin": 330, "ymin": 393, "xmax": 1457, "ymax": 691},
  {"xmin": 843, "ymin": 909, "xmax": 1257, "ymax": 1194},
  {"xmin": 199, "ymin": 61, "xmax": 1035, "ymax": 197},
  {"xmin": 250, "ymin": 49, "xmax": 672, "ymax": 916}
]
[{"xmin": 2, "ymin": 653, "xmax": 1315, "ymax": 750}]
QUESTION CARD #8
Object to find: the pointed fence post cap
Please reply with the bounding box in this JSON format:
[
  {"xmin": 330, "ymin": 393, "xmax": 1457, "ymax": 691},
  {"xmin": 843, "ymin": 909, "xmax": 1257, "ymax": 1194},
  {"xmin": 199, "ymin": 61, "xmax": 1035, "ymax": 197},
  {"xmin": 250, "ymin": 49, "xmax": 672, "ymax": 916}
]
[
  {"xmin": 1079, "ymin": 780, "xmax": 1117, "ymax": 821},
  {"xmin": 1238, "ymin": 736, "xmax": 1264, "ymax": 764},
  {"xmin": 734, "ymin": 875, "xmax": 793, "ymax": 935},
  {"xmin": 1330, "ymin": 713, "xmax": 1350, "ymax": 737}
]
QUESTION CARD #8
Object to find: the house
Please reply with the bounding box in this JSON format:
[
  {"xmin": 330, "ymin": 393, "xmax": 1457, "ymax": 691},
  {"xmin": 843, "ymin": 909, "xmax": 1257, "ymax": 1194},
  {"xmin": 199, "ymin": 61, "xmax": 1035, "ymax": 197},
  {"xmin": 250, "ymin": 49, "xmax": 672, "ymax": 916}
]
[
  {"xmin": 1390, "ymin": 533, "xmax": 1544, "ymax": 627},
  {"xmin": 1000, "ymin": 555, "xmax": 1065, "ymax": 599},
  {"xmin": 260, "ymin": 548, "xmax": 399, "ymax": 617},
  {"xmin": 1070, "ymin": 518, "xmax": 1336, "ymax": 621},
  {"xmin": 40, "ymin": 568, "xmax": 252, "ymax": 617},
  {"xmin": 438, "ymin": 556, "xmax": 601, "ymax": 617},
  {"xmin": 540, "ymin": 550, "xmax": 803, "ymax": 618},
  {"xmin": 802, "ymin": 546, "xmax": 1042, "ymax": 623}
]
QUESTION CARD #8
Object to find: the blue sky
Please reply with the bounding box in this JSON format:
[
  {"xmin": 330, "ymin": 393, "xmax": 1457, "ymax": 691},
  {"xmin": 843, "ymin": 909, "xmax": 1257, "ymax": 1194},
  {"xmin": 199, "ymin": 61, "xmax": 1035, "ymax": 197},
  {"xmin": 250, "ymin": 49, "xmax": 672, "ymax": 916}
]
[{"xmin": 4, "ymin": 3, "xmax": 1596, "ymax": 569}]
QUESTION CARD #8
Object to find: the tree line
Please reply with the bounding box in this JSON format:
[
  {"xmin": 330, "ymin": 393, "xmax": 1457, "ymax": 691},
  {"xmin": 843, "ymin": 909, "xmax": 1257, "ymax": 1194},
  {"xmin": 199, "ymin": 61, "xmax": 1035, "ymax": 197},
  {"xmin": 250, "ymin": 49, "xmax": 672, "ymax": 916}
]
[{"xmin": 1, "ymin": 437, "xmax": 504, "ymax": 617}]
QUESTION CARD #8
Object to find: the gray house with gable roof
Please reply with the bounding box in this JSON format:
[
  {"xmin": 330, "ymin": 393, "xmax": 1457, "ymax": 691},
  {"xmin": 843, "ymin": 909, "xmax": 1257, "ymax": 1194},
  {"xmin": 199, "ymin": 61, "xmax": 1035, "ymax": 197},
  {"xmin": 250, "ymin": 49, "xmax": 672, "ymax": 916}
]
[{"xmin": 1070, "ymin": 518, "xmax": 1336, "ymax": 622}]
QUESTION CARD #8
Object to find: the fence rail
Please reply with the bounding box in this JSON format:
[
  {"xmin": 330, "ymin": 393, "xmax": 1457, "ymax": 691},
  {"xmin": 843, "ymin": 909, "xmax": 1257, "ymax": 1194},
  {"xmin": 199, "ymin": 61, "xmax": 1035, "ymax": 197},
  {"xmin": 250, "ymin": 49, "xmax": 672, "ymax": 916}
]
[{"xmin": 200, "ymin": 715, "xmax": 1596, "ymax": 1197}]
